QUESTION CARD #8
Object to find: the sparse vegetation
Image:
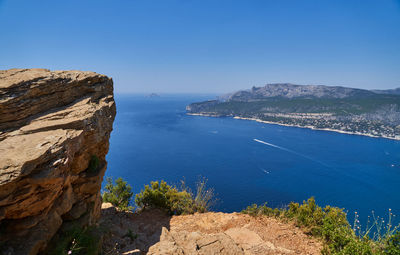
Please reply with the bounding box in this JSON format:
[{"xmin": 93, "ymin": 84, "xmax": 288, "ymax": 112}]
[
  {"xmin": 192, "ymin": 177, "xmax": 216, "ymax": 212},
  {"xmin": 102, "ymin": 177, "xmax": 134, "ymax": 211},
  {"xmin": 135, "ymin": 178, "xmax": 215, "ymax": 215},
  {"xmin": 385, "ymin": 232, "xmax": 400, "ymax": 255},
  {"xmin": 101, "ymin": 177, "xmax": 399, "ymax": 254},
  {"xmin": 242, "ymin": 197, "xmax": 400, "ymax": 254},
  {"xmin": 47, "ymin": 225, "xmax": 102, "ymax": 255}
]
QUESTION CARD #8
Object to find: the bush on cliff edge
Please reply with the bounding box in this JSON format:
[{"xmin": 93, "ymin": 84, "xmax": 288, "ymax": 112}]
[
  {"xmin": 135, "ymin": 178, "xmax": 215, "ymax": 215},
  {"xmin": 242, "ymin": 197, "xmax": 400, "ymax": 255},
  {"xmin": 102, "ymin": 177, "xmax": 134, "ymax": 211}
]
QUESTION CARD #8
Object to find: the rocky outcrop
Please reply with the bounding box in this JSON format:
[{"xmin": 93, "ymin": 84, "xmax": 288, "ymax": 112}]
[
  {"xmin": 100, "ymin": 204, "xmax": 322, "ymax": 255},
  {"xmin": 0, "ymin": 69, "xmax": 116, "ymax": 254}
]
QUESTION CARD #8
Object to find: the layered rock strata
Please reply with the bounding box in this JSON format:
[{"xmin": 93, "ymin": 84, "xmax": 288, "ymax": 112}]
[{"xmin": 0, "ymin": 69, "xmax": 116, "ymax": 254}]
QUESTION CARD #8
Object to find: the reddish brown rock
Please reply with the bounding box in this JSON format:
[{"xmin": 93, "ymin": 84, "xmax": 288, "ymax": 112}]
[{"xmin": 0, "ymin": 69, "xmax": 116, "ymax": 254}]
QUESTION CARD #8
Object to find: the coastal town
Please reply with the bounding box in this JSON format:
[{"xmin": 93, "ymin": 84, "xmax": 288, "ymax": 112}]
[
  {"xmin": 241, "ymin": 113, "xmax": 400, "ymax": 140},
  {"xmin": 187, "ymin": 84, "xmax": 400, "ymax": 140},
  {"xmin": 188, "ymin": 111, "xmax": 400, "ymax": 140}
]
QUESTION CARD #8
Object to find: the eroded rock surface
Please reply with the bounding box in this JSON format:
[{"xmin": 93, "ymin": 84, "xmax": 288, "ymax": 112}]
[
  {"xmin": 0, "ymin": 69, "xmax": 116, "ymax": 254},
  {"xmin": 101, "ymin": 204, "xmax": 322, "ymax": 255}
]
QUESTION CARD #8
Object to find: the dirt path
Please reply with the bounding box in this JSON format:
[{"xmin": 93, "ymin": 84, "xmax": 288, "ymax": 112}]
[{"xmin": 101, "ymin": 203, "xmax": 322, "ymax": 255}]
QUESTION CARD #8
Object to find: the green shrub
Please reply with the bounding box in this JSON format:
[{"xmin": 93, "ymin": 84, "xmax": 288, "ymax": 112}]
[
  {"xmin": 384, "ymin": 231, "xmax": 400, "ymax": 255},
  {"xmin": 102, "ymin": 177, "xmax": 134, "ymax": 211},
  {"xmin": 242, "ymin": 197, "xmax": 399, "ymax": 255},
  {"xmin": 241, "ymin": 203, "xmax": 261, "ymax": 217},
  {"xmin": 135, "ymin": 178, "xmax": 215, "ymax": 215},
  {"xmin": 135, "ymin": 180, "xmax": 193, "ymax": 215},
  {"xmin": 241, "ymin": 203, "xmax": 282, "ymax": 217}
]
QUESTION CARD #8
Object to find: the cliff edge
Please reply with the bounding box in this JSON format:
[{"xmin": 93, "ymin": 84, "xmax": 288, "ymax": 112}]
[
  {"xmin": 0, "ymin": 69, "xmax": 116, "ymax": 254},
  {"xmin": 100, "ymin": 204, "xmax": 322, "ymax": 254}
]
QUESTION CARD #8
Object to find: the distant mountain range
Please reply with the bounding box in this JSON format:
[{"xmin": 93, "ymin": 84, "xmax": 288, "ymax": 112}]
[
  {"xmin": 187, "ymin": 83, "xmax": 400, "ymax": 140},
  {"xmin": 218, "ymin": 83, "xmax": 399, "ymax": 101}
]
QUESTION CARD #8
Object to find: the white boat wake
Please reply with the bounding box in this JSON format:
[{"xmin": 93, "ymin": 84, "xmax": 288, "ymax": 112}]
[
  {"xmin": 254, "ymin": 138, "xmax": 330, "ymax": 167},
  {"xmin": 260, "ymin": 168, "xmax": 270, "ymax": 174},
  {"xmin": 254, "ymin": 139, "xmax": 288, "ymax": 151}
]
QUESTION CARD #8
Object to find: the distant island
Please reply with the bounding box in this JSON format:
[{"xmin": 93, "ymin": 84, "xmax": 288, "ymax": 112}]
[
  {"xmin": 146, "ymin": 93, "xmax": 160, "ymax": 98},
  {"xmin": 187, "ymin": 83, "xmax": 400, "ymax": 140}
]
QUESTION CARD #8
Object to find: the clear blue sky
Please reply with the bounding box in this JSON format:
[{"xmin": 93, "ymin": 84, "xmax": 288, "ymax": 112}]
[{"xmin": 0, "ymin": 0, "xmax": 399, "ymax": 93}]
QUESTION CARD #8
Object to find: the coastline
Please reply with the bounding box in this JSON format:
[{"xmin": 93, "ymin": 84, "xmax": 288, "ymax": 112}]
[{"xmin": 187, "ymin": 113, "xmax": 400, "ymax": 141}]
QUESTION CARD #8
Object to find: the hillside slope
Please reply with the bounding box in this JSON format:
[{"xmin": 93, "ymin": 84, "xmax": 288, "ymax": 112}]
[{"xmin": 187, "ymin": 84, "xmax": 400, "ymax": 139}]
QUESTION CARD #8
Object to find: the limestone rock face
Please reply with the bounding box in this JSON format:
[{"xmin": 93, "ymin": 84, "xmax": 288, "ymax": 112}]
[
  {"xmin": 0, "ymin": 69, "xmax": 116, "ymax": 254},
  {"xmin": 101, "ymin": 206, "xmax": 322, "ymax": 255}
]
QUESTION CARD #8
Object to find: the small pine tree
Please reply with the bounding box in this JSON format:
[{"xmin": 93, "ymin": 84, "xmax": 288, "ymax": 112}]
[{"xmin": 102, "ymin": 177, "xmax": 133, "ymax": 211}]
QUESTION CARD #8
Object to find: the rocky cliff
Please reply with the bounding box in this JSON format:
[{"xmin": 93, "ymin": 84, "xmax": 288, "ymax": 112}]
[{"xmin": 0, "ymin": 69, "xmax": 116, "ymax": 254}]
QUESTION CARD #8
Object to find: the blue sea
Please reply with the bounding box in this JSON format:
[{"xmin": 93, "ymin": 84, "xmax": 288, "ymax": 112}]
[{"xmin": 105, "ymin": 94, "xmax": 400, "ymax": 223}]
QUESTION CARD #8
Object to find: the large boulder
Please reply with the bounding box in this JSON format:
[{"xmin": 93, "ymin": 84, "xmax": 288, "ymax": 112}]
[{"xmin": 0, "ymin": 68, "xmax": 116, "ymax": 254}]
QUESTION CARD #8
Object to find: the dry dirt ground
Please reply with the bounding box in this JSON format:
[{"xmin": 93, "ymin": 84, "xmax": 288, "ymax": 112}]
[{"xmin": 100, "ymin": 203, "xmax": 322, "ymax": 255}]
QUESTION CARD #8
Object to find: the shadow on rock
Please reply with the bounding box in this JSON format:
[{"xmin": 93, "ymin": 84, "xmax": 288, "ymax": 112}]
[{"xmin": 100, "ymin": 203, "xmax": 171, "ymax": 255}]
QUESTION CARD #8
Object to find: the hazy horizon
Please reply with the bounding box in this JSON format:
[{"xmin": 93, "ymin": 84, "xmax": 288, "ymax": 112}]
[
  {"xmin": 114, "ymin": 81, "xmax": 400, "ymax": 95},
  {"xmin": 1, "ymin": 0, "xmax": 399, "ymax": 93}
]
